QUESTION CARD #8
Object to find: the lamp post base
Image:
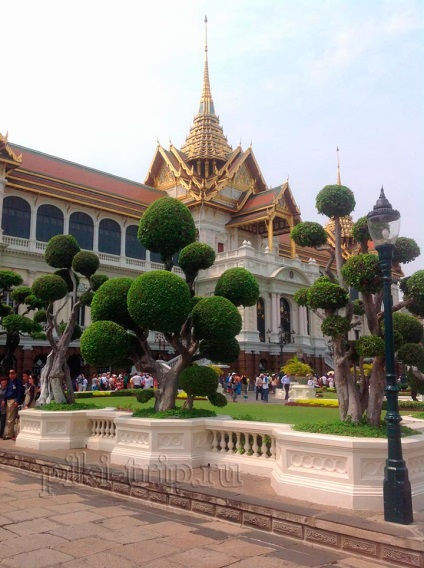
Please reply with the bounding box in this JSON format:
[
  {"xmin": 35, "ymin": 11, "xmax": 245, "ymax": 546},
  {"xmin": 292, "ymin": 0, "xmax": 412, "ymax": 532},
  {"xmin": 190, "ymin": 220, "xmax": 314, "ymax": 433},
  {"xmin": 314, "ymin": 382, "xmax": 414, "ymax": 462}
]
[{"xmin": 383, "ymin": 468, "xmax": 413, "ymax": 524}]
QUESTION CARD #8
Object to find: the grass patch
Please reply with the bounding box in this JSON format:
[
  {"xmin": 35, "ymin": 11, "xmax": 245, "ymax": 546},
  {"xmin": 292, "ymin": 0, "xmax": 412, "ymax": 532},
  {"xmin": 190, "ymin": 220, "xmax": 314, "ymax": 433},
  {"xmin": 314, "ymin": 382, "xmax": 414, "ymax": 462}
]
[
  {"xmin": 132, "ymin": 407, "xmax": 217, "ymax": 419},
  {"xmin": 414, "ymin": 412, "xmax": 424, "ymax": 419},
  {"xmin": 38, "ymin": 402, "xmax": 98, "ymax": 411},
  {"xmin": 74, "ymin": 396, "xmax": 341, "ymax": 424},
  {"xmin": 293, "ymin": 418, "xmax": 420, "ymax": 438}
]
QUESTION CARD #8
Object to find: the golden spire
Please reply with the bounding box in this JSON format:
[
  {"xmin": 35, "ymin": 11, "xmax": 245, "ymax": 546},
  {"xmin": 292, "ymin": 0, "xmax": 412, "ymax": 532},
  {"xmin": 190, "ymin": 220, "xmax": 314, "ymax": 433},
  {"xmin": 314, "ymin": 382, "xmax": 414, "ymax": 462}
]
[
  {"xmin": 336, "ymin": 146, "xmax": 341, "ymax": 185},
  {"xmin": 181, "ymin": 16, "xmax": 232, "ymax": 165}
]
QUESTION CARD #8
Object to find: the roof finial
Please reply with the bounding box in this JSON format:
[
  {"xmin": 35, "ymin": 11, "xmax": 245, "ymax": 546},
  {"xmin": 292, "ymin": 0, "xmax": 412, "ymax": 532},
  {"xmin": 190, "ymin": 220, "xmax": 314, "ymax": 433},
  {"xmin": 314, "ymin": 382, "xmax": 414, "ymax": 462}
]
[
  {"xmin": 204, "ymin": 15, "xmax": 208, "ymax": 60},
  {"xmin": 336, "ymin": 146, "xmax": 341, "ymax": 185}
]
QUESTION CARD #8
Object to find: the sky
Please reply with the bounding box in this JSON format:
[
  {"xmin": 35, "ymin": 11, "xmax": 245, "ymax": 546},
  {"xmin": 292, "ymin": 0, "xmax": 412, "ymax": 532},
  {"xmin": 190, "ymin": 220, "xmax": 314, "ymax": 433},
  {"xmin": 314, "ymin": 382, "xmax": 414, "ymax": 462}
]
[{"xmin": 1, "ymin": 0, "xmax": 423, "ymax": 276}]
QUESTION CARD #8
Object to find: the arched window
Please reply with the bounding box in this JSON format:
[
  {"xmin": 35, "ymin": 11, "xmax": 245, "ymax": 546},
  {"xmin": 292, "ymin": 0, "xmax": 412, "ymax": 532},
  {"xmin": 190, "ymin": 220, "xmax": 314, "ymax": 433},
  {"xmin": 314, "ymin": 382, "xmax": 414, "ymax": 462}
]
[
  {"xmin": 280, "ymin": 298, "xmax": 292, "ymax": 342},
  {"xmin": 36, "ymin": 204, "xmax": 64, "ymax": 242},
  {"xmin": 99, "ymin": 218, "xmax": 121, "ymax": 255},
  {"xmin": 125, "ymin": 225, "xmax": 146, "ymax": 260},
  {"xmin": 2, "ymin": 196, "xmax": 31, "ymax": 239},
  {"xmin": 257, "ymin": 297, "xmax": 265, "ymax": 342},
  {"xmin": 69, "ymin": 212, "xmax": 94, "ymax": 250}
]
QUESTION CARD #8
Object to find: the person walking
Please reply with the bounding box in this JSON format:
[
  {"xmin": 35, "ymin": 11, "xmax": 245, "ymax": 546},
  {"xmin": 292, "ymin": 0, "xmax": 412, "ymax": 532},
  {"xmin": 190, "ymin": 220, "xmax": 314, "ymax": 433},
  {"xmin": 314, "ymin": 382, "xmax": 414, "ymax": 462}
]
[
  {"xmin": 255, "ymin": 374, "xmax": 263, "ymax": 401},
  {"xmin": 3, "ymin": 369, "xmax": 24, "ymax": 439},
  {"xmin": 231, "ymin": 375, "xmax": 241, "ymax": 402},
  {"xmin": 262, "ymin": 374, "xmax": 269, "ymax": 402},
  {"xmin": 281, "ymin": 374, "xmax": 291, "ymax": 401}
]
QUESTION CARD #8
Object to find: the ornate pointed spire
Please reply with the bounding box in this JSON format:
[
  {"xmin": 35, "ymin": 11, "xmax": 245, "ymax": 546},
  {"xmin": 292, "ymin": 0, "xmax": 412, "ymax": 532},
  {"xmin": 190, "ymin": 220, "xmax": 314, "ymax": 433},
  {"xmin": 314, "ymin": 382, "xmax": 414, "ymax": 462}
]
[
  {"xmin": 181, "ymin": 16, "xmax": 232, "ymax": 166},
  {"xmin": 336, "ymin": 146, "xmax": 341, "ymax": 185}
]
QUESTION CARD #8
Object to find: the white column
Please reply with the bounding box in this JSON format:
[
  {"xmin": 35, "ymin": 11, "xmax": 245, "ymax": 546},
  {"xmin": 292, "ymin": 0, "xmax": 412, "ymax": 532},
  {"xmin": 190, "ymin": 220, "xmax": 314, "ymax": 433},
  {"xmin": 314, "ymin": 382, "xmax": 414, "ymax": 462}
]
[
  {"xmin": 120, "ymin": 225, "xmax": 126, "ymax": 258},
  {"xmin": 93, "ymin": 219, "xmax": 99, "ymax": 252},
  {"xmin": 271, "ymin": 292, "xmax": 279, "ymax": 333},
  {"xmin": 298, "ymin": 305, "xmax": 307, "ymax": 336},
  {"xmin": 275, "ymin": 293, "xmax": 281, "ymax": 331},
  {"xmin": 64, "ymin": 211, "xmax": 70, "ymax": 235}
]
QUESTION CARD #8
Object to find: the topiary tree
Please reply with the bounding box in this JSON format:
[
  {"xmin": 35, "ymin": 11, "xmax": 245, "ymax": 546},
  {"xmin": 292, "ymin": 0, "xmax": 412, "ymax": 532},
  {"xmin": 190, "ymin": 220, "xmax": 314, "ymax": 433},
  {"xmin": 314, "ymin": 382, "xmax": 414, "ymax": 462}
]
[
  {"xmin": 80, "ymin": 197, "xmax": 259, "ymax": 411},
  {"xmin": 291, "ymin": 182, "xmax": 423, "ymax": 425},
  {"xmin": 282, "ymin": 356, "xmax": 313, "ymax": 377},
  {"xmin": 0, "ymin": 271, "xmax": 47, "ymax": 374},
  {"xmin": 34, "ymin": 235, "xmax": 103, "ymax": 405}
]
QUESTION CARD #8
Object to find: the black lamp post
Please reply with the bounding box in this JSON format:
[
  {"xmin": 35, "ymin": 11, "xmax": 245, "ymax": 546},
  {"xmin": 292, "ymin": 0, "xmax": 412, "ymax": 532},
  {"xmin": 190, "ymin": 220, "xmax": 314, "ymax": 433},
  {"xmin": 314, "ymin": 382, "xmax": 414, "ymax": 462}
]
[{"xmin": 367, "ymin": 187, "xmax": 413, "ymax": 525}]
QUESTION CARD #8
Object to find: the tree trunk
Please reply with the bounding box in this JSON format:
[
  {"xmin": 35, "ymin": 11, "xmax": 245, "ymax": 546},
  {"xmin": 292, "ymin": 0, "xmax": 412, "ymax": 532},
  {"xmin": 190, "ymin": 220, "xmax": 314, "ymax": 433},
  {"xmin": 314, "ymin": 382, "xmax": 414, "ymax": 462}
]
[
  {"xmin": 334, "ymin": 337, "xmax": 361, "ymax": 422},
  {"xmin": 63, "ymin": 363, "xmax": 75, "ymax": 403},
  {"xmin": 366, "ymin": 356, "xmax": 386, "ymax": 426},
  {"xmin": 37, "ymin": 351, "xmax": 54, "ymax": 405}
]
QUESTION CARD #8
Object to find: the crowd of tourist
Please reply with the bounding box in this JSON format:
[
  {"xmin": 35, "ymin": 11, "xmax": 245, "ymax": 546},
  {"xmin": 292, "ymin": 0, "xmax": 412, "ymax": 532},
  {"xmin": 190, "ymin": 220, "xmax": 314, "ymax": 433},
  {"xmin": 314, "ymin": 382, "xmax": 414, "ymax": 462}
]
[
  {"xmin": 0, "ymin": 369, "xmax": 37, "ymax": 440},
  {"xmin": 74, "ymin": 371, "xmax": 157, "ymax": 392}
]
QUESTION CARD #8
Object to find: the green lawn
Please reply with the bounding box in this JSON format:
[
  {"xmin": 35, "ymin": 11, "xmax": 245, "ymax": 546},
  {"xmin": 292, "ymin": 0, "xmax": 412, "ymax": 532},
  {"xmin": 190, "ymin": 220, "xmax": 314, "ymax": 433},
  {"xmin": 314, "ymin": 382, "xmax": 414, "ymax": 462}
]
[{"xmin": 75, "ymin": 395, "xmax": 341, "ymax": 425}]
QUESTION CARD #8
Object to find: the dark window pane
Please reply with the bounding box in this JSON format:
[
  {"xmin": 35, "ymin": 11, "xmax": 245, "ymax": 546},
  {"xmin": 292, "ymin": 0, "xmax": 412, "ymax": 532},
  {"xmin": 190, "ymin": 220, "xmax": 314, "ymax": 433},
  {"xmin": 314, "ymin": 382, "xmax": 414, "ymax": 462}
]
[
  {"xmin": 2, "ymin": 196, "xmax": 31, "ymax": 239},
  {"xmin": 150, "ymin": 250, "xmax": 162, "ymax": 263},
  {"xmin": 125, "ymin": 225, "xmax": 146, "ymax": 260},
  {"xmin": 36, "ymin": 204, "xmax": 64, "ymax": 242},
  {"xmin": 69, "ymin": 212, "xmax": 94, "ymax": 250},
  {"xmin": 99, "ymin": 218, "xmax": 121, "ymax": 255}
]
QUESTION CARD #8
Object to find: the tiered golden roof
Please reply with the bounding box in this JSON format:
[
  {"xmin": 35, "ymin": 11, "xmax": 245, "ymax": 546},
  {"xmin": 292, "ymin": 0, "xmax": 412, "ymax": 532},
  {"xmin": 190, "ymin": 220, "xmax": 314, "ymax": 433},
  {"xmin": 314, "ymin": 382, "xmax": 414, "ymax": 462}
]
[{"xmin": 180, "ymin": 19, "xmax": 232, "ymax": 163}]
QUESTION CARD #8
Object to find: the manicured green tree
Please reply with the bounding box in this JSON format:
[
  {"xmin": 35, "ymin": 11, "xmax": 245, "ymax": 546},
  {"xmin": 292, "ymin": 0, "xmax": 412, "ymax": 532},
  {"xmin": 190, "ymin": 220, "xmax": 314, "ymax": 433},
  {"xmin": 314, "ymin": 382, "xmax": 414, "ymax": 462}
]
[
  {"xmin": 291, "ymin": 185, "xmax": 423, "ymax": 425},
  {"xmin": 34, "ymin": 235, "xmax": 103, "ymax": 404},
  {"xmin": 0, "ymin": 271, "xmax": 46, "ymax": 374},
  {"xmin": 80, "ymin": 196, "xmax": 259, "ymax": 411}
]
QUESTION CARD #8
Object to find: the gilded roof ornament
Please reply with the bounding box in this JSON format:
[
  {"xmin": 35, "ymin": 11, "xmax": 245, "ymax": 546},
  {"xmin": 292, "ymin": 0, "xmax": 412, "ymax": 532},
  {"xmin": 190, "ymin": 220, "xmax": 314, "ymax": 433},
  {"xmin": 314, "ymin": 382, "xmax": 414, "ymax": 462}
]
[{"xmin": 180, "ymin": 16, "xmax": 232, "ymax": 164}]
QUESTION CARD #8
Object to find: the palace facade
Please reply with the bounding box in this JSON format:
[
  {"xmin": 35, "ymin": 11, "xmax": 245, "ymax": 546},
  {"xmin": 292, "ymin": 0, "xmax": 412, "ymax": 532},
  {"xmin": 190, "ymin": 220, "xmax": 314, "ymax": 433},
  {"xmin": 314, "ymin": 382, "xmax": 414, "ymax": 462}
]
[{"xmin": 0, "ymin": 40, "xmax": 358, "ymax": 380}]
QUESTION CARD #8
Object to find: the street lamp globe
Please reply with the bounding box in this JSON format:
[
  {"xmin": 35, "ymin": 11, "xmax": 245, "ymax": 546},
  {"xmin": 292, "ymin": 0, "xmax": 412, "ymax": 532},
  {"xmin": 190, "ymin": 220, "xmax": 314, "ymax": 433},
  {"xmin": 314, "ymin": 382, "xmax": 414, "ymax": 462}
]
[{"xmin": 366, "ymin": 187, "xmax": 400, "ymax": 248}]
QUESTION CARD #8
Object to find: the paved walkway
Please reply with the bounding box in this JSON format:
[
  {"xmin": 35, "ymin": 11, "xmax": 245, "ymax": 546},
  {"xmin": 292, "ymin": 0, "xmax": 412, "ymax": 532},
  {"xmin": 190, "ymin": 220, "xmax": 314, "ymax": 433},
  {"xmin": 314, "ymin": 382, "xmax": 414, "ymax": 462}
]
[{"xmin": 0, "ymin": 467, "xmax": 406, "ymax": 568}]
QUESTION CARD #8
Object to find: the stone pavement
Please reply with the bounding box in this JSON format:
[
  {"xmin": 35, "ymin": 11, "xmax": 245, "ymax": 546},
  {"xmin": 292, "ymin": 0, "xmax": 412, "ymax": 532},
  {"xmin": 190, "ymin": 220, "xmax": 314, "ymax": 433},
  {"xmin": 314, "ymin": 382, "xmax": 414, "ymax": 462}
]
[{"xmin": 0, "ymin": 467, "xmax": 411, "ymax": 568}]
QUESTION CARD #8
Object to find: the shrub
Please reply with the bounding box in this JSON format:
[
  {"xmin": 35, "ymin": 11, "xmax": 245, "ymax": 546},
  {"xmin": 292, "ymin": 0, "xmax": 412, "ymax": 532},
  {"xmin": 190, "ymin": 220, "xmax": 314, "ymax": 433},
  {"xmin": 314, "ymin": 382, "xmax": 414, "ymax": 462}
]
[
  {"xmin": 2, "ymin": 314, "xmax": 39, "ymax": 334},
  {"xmin": 321, "ymin": 315, "xmax": 351, "ymax": 338},
  {"xmin": 11, "ymin": 286, "xmax": 32, "ymax": 303},
  {"xmin": 208, "ymin": 392, "xmax": 228, "ymax": 407},
  {"xmin": 192, "ymin": 296, "xmax": 242, "ymax": 340},
  {"xmin": 45, "ymin": 235, "xmax": 80, "ymax": 268},
  {"xmin": 393, "ymin": 312, "xmax": 423, "ymax": 344},
  {"xmin": 74, "ymin": 392, "xmax": 94, "ymax": 399},
  {"xmin": 397, "ymin": 343, "xmax": 424, "ymax": 372},
  {"xmin": 199, "ymin": 337, "xmax": 240, "ymax": 364},
  {"xmin": 341, "ymin": 254, "xmax": 382, "ymax": 294},
  {"xmin": 138, "ymin": 197, "xmax": 196, "ymax": 263},
  {"xmin": 406, "ymin": 369, "xmax": 424, "ymax": 395},
  {"xmin": 72, "ymin": 251, "xmax": 100, "ymax": 278},
  {"xmin": 393, "ymin": 237, "xmax": 420, "ymax": 265},
  {"xmin": 293, "ymin": 287, "xmax": 309, "ymax": 306},
  {"xmin": 33, "ymin": 309, "xmax": 48, "ymax": 323},
  {"xmin": 282, "ymin": 356, "xmax": 313, "ymax": 376},
  {"xmin": 32, "ymin": 275, "xmax": 68, "ymax": 303},
  {"xmin": 136, "ymin": 389, "xmax": 156, "ymax": 404},
  {"xmin": 290, "ymin": 222, "xmax": 328, "ymax": 247},
  {"xmin": 91, "ymin": 277, "xmax": 135, "ymax": 329},
  {"xmin": 59, "ymin": 321, "xmax": 82, "ymax": 341},
  {"xmin": 132, "ymin": 407, "xmax": 217, "ymax": 419},
  {"xmin": 352, "ymin": 299, "xmax": 365, "ymax": 316},
  {"xmin": 90, "ymin": 274, "xmax": 109, "ymax": 291},
  {"xmin": 80, "ymin": 291, "xmax": 94, "ymax": 306},
  {"xmin": 179, "ymin": 365, "xmax": 219, "ymax": 398},
  {"xmin": 357, "ymin": 335, "xmax": 385, "ymax": 358},
  {"xmin": 293, "ymin": 418, "xmax": 418, "ymax": 437},
  {"xmin": 316, "ymin": 185, "xmax": 355, "ymax": 217},
  {"xmin": 214, "ymin": 267, "xmax": 259, "ymax": 307},
  {"xmin": 307, "ymin": 281, "xmax": 349, "ymax": 311},
  {"xmin": 0, "ymin": 270, "xmax": 23, "ymax": 289},
  {"xmin": 39, "ymin": 402, "xmax": 98, "ymax": 410},
  {"xmin": 179, "ymin": 243, "xmax": 215, "ymax": 279},
  {"xmin": 352, "ymin": 216, "xmax": 370, "ymax": 244},
  {"xmin": 128, "ymin": 271, "xmax": 191, "ymax": 333},
  {"xmin": 80, "ymin": 321, "xmax": 131, "ymax": 365}
]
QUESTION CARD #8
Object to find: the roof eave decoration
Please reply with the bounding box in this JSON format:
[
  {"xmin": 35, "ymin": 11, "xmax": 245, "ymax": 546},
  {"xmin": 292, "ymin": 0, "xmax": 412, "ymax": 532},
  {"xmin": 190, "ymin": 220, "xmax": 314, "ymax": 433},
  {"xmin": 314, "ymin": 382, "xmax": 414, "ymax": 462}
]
[{"xmin": 0, "ymin": 132, "xmax": 22, "ymax": 176}]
